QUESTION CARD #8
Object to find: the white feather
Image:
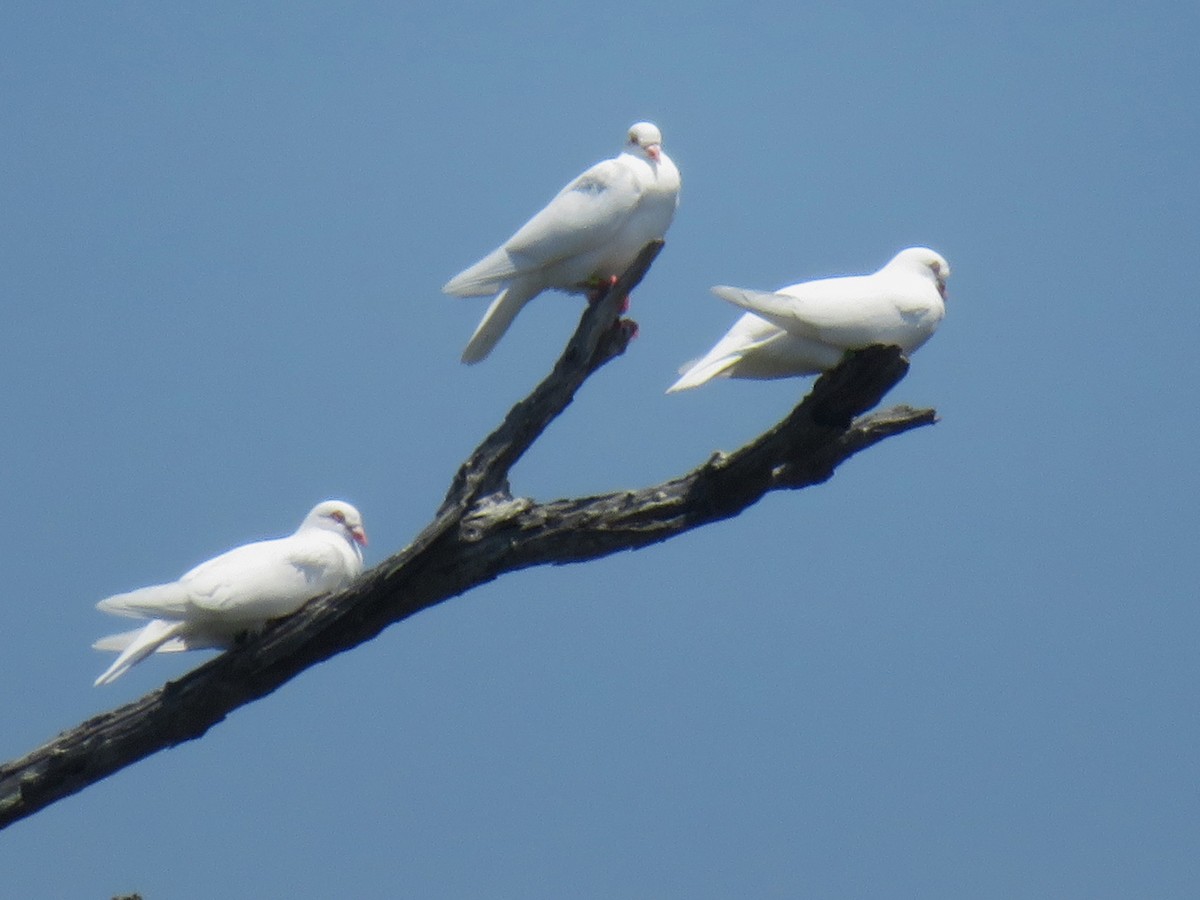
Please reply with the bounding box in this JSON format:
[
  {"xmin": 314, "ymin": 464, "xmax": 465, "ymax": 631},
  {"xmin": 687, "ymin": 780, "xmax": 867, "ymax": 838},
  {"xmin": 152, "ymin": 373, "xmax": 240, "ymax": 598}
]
[
  {"xmin": 444, "ymin": 122, "xmax": 681, "ymax": 363},
  {"xmin": 669, "ymin": 247, "xmax": 950, "ymax": 392},
  {"xmin": 92, "ymin": 500, "xmax": 367, "ymax": 685}
]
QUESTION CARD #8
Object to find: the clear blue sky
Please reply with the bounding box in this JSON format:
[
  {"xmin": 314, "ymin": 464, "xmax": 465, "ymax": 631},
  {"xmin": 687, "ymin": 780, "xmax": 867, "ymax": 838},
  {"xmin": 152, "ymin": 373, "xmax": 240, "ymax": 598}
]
[{"xmin": 2, "ymin": 2, "xmax": 1198, "ymax": 897}]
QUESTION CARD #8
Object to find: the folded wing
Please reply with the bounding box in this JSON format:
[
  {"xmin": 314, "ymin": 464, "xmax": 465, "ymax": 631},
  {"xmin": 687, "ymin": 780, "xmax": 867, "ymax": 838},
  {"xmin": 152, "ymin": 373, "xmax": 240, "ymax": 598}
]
[{"xmin": 443, "ymin": 160, "xmax": 640, "ymax": 297}]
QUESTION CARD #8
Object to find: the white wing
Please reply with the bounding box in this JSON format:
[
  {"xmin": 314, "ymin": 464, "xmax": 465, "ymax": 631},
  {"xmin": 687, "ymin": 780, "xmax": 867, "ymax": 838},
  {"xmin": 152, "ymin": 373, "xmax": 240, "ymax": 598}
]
[
  {"xmin": 96, "ymin": 581, "xmax": 193, "ymax": 620},
  {"xmin": 93, "ymin": 500, "xmax": 365, "ymax": 684},
  {"xmin": 97, "ymin": 533, "xmax": 355, "ymax": 624},
  {"xmin": 179, "ymin": 533, "xmax": 354, "ymax": 621},
  {"xmin": 443, "ymin": 159, "xmax": 642, "ymax": 296},
  {"xmin": 710, "ymin": 276, "xmax": 872, "ymax": 343},
  {"xmin": 712, "ymin": 271, "xmax": 939, "ymax": 352}
]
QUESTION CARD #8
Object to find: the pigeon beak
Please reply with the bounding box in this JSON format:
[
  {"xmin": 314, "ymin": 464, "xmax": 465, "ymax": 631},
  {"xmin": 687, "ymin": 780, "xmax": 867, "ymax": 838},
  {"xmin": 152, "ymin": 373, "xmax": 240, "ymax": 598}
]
[
  {"xmin": 351, "ymin": 526, "xmax": 368, "ymax": 547},
  {"xmin": 938, "ymin": 281, "xmax": 947, "ymax": 300},
  {"xmin": 646, "ymin": 144, "xmax": 661, "ymax": 162}
]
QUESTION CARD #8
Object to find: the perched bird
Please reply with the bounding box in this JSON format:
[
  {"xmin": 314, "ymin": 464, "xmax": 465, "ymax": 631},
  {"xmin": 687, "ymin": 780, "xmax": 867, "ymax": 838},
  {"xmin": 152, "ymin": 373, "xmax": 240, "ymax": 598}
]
[
  {"xmin": 443, "ymin": 122, "xmax": 681, "ymax": 364},
  {"xmin": 93, "ymin": 500, "xmax": 367, "ymax": 685},
  {"xmin": 667, "ymin": 247, "xmax": 950, "ymax": 392}
]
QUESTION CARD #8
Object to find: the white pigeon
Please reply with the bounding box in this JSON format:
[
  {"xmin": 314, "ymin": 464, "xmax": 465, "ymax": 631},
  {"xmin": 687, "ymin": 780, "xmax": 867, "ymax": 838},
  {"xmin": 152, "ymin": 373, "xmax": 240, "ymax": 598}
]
[
  {"xmin": 93, "ymin": 500, "xmax": 367, "ymax": 686},
  {"xmin": 667, "ymin": 247, "xmax": 950, "ymax": 393},
  {"xmin": 444, "ymin": 121, "xmax": 682, "ymax": 364}
]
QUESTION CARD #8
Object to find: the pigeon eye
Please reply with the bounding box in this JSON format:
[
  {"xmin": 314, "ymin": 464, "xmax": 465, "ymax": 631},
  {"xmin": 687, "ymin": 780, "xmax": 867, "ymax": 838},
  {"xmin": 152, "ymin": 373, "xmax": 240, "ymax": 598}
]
[{"xmin": 330, "ymin": 510, "xmax": 346, "ymax": 524}]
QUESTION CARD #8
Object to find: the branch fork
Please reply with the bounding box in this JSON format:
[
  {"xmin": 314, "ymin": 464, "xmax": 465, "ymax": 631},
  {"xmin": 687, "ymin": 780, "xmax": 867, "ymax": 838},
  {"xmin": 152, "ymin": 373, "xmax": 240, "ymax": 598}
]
[{"xmin": 0, "ymin": 240, "xmax": 936, "ymax": 830}]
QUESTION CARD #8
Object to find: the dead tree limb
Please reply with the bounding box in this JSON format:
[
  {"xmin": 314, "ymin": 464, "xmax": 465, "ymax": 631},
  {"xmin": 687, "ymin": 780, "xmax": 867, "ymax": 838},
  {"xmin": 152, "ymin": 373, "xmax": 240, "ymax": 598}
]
[{"xmin": 0, "ymin": 241, "xmax": 936, "ymax": 830}]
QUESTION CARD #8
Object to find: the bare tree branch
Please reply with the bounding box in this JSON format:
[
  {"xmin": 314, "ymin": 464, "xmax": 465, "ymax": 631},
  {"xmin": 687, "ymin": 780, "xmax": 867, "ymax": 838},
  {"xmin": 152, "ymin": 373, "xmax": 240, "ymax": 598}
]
[{"xmin": 0, "ymin": 241, "xmax": 936, "ymax": 830}]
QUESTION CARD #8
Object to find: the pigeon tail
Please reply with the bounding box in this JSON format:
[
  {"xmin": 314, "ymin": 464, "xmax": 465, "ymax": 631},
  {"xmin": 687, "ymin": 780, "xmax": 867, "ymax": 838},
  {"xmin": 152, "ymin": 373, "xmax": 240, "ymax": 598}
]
[
  {"xmin": 93, "ymin": 627, "xmax": 197, "ymax": 654},
  {"xmin": 93, "ymin": 619, "xmax": 188, "ymax": 686},
  {"xmin": 666, "ymin": 355, "xmax": 739, "ymax": 393},
  {"xmin": 461, "ymin": 280, "xmax": 540, "ymax": 364}
]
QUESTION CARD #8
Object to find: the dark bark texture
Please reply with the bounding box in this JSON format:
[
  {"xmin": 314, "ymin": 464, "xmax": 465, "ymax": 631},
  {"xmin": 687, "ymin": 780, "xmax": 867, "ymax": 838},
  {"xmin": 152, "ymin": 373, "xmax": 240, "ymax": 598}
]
[{"xmin": 0, "ymin": 242, "xmax": 936, "ymax": 830}]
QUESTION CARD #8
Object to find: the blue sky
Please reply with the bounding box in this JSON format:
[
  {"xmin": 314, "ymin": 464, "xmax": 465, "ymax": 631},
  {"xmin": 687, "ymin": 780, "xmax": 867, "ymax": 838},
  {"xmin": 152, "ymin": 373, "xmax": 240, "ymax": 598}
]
[{"xmin": 2, "ymin": 1, "xmax": 1198, "ymax": 896}]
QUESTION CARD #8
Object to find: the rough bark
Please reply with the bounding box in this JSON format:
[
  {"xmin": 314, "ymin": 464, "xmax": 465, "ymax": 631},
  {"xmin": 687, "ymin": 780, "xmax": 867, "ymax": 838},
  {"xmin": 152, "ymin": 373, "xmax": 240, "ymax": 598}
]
[{"xmin": 0, "ymin": 241, "xmax": 936, "ymax": 830}]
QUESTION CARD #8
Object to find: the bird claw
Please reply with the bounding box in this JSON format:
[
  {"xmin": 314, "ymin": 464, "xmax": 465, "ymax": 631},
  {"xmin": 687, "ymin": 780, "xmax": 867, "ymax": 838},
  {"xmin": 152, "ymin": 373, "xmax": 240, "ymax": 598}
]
[
  {"xmin": 586, "ymin": 274, "xmax": 621, "ymax": 305},
  {"xmin": 615, "ymin": 319, "xmax": 639, "ymax": 340}
]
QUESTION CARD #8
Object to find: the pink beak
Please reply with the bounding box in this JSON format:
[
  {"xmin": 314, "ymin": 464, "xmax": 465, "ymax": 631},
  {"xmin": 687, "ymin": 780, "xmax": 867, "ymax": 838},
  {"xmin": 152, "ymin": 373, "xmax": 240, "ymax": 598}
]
[
  {"xmin": 352, "ymin": 526, "xmax": 368, "ymax": 547},
  {"xmin": 646, "ymin": 144, "xmax": 661, "ymax": 162}
]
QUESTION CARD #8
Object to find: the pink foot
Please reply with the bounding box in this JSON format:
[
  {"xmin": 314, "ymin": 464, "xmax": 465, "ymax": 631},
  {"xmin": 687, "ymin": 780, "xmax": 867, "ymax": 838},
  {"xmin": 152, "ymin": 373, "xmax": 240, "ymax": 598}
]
[{"xmin": 586, "ymin": 275, "xmax": 620, "ymax": 305}]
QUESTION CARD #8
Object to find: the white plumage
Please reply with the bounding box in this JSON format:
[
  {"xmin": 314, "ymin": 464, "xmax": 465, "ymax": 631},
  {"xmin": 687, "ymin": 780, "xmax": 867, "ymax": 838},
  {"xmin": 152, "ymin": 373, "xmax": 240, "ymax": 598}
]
[
  {"xmin": 93, "ymin": 500, "xmax": 367, "ymax": 685},
  {"xmin": 444, "ymin": 122, "xmax": 681, "ymax": 364},
  {"xmin": 668, "ymin": 247, "xmax": 950, "ymax": 393}
]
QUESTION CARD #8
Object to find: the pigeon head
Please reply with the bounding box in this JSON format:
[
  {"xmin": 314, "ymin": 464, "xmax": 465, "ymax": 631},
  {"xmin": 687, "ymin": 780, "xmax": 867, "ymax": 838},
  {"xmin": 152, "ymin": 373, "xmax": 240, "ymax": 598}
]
[
  {"xmin": 891, "ymin": 247, "xmax": 951, "ymax": 300},
  {"xmin": 626, "ymin": 122, "xmax": 664, "ymax": 162},
  {"xmin": 305, "ymin": 500, "xmax": 368, "ymax": 547}
]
